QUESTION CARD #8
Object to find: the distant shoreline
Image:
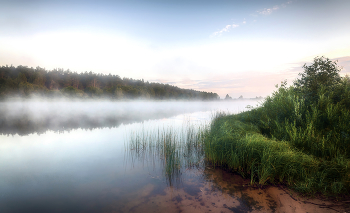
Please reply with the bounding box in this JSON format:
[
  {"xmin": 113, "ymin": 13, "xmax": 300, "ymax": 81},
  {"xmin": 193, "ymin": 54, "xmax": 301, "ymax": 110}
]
[{"xmin": 0, "ymin": 65, "xmax": 219, "ymax": 100}]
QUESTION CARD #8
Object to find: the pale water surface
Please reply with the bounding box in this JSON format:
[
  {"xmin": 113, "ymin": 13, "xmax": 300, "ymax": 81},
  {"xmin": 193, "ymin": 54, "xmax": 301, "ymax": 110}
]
[{"xmin": 0, "ymin": 101, "xmax": 343, "ymax": 213}]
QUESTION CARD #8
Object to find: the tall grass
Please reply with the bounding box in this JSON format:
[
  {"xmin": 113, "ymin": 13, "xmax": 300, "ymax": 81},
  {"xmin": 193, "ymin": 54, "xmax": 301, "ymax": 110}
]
[
  {"xmin": 242, "ymin": 82, "xmax": 350, "ymax": 159},
  {"xmin": 126, "ymin": 122, "xmax": 207, "ymax": 186},
  {"xmin": 204, "ymin": 77, "xmax": 350, "ymax": 196},
  {"xmin": 125, "ymin": 76, "xmax": 350, "ymax": 196}
]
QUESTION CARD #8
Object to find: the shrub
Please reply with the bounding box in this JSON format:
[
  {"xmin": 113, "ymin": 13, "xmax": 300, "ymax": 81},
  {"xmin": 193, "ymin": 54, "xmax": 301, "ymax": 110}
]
[{"xmin": 204, "ymin": 57, "xmax": 350, "ymax": 196}]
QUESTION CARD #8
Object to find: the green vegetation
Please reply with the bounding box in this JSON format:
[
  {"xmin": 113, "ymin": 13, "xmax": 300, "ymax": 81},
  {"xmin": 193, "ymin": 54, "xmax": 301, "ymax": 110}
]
[
  {"xmin": 0, "ymin": 65, "xmax": 219, "ymax": 100},
  {"xmin": 204, "ymin": 57, "xmax": 350, "ymax": 196},
  {"xmin": 127, "ymin": 124, "xmax": 207, "ymax": 186},
  {"xmin": 126, "ymin": 56, "xmax": 349, "ymax": 196}
]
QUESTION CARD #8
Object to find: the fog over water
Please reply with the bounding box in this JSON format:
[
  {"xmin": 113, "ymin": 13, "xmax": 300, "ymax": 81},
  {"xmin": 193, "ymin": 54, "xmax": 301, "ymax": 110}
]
[
  {"xmin": 0, "ymin": 100, "xmax": 263, "ymax": 213},
  {"xmin": 0, "ymin": 100, "xmax": 260, "ymax": 135}
]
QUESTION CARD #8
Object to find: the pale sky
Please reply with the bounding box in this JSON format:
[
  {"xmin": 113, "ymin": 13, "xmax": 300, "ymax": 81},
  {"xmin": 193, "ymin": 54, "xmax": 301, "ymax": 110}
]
[{"xmin": 1, "ymin": 0, "xmax": 350, "ymax": 98}]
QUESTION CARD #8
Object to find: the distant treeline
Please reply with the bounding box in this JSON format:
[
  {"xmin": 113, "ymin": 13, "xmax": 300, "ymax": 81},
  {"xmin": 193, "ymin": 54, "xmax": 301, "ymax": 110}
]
[{"xmin": 0, "ymin": 65, "xmax": 219, "ymax": 100}]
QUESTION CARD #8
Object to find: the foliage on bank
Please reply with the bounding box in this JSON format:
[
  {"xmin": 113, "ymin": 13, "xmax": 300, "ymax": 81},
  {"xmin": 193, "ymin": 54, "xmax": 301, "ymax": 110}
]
[
  {"xmin": 0, "ymin": 65, "xmax": 219, "ymax": 100},
  {"xmin": 204, "ymin": 57, "xmax": 350, "ymax": 196}
]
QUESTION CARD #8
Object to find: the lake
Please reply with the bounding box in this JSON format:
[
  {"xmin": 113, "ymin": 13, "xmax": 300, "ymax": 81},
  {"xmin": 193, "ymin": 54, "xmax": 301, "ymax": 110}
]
[{"xmin": 0, "ymin": 100, "xmax": 343, "ymax": 213}]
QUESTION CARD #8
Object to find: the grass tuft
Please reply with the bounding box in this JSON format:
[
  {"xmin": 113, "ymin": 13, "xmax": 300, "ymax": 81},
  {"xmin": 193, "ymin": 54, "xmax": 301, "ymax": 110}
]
[
  {"xmin": 126, "ymin": 122, "xmax": 207, "ymax": 186},
  {"xmin": 204, "ymin": 76, "xmax": 350, "ymax": 196}
]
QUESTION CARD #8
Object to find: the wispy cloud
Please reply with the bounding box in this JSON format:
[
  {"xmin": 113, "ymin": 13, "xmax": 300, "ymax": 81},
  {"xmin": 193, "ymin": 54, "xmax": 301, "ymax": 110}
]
[
  {"xmin": 257, "ymin": 1, "xmax": 293, "ymax": 15},
  {"xmin": 257, "ymin": 5, "xmax": 280, "ymax": 15},
  {"xmin": 211, "ymin": 1, "xmax": 293, "ymax": 37},
  {"xmin": 211, "ymin": 24, "xmax": 239, "ymax": 37}
]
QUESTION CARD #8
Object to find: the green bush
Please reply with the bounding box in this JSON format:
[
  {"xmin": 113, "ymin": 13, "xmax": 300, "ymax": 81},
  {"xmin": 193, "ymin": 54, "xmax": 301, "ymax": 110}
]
[{"xmin": 204, "ymin": 57, "xmax": 350, "ymax": 196}]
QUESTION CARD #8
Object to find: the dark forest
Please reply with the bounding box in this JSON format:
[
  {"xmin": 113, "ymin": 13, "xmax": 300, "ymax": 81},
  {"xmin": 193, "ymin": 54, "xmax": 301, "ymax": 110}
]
[{"xmin": 0, "ymin": 65, "xmax": 220, "ymax": 100}]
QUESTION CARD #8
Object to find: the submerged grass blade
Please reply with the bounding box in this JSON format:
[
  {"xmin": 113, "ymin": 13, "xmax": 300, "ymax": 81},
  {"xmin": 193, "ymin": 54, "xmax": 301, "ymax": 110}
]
[{"xmin": 126, "ymin": 122, "xmax": 208, "ymax": 186}]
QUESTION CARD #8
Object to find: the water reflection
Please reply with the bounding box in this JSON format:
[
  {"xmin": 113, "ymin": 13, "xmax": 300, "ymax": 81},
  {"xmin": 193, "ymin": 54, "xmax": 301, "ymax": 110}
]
[
  {"xmin": 3, "ymin": 100, "xmax": 320, "ymax": 213},
  {"xmin": 124, "ymin": 121, "xmax": 277, "ymax": 212},
  {"xmin": 126, "ymin": 123, "xmax": 206, "ymax": 188},
  {"xmin": 0, "ymin": 100, "xmax": 258, "ymax": 135}
]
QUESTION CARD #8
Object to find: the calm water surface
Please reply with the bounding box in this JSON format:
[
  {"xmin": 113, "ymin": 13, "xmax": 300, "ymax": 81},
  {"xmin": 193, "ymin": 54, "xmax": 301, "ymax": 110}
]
[{"xmin": 2, "ymin": 100, "xmax": 332, "ymax": 213}]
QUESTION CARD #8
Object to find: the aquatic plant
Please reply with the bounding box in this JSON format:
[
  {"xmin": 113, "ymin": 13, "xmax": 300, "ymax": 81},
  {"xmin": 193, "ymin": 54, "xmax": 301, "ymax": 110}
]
[{"xmin": 126, "ymin": 122, "xmax": 207, "ymax": 186}]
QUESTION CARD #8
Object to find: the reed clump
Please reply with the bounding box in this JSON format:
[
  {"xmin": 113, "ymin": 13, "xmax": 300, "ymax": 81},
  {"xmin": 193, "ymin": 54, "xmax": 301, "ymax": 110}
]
[
  {"xmin": 127, "ymin": 123, "xmax": 207, "ymax": 186},
  {"xmin": 204, "ymin": 57, "xmax": 350, "ymax": 196}
]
